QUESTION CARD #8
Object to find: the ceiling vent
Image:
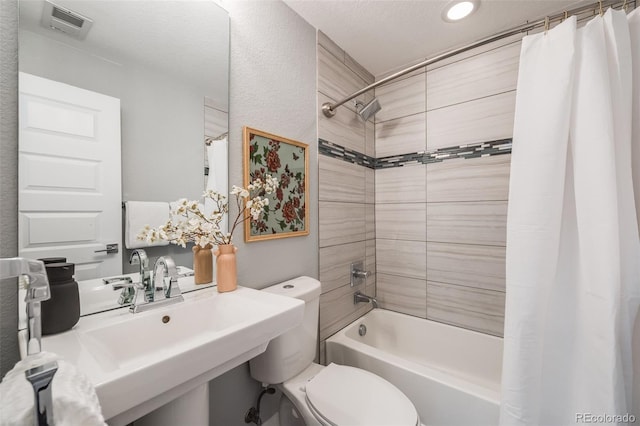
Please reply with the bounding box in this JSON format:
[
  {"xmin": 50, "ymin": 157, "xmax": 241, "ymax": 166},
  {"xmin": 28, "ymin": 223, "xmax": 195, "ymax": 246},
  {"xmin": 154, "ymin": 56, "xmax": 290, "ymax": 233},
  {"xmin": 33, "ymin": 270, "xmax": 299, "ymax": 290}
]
[{"xmin": 41, "ymin": 1, "xmax": 93, "ymax": 40}]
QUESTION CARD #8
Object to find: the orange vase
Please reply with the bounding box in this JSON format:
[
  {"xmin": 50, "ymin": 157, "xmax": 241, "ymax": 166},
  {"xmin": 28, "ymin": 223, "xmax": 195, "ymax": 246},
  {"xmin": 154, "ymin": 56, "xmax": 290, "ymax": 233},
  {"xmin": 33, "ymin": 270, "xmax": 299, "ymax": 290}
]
[
  {"xmin": 214, "ymin": 244, "xmax": 238, "ymax": 292},
  {"xmin": 192, "ymin": 244, "xmax": 213, "ymax": 285}
]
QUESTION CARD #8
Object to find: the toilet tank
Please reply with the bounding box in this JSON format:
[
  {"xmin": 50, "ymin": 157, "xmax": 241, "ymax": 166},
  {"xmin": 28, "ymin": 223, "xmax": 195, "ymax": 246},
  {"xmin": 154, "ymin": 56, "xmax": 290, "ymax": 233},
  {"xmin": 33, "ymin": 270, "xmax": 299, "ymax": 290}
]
[{"xmin": 249, "ymin": 276, "xmax": 321, "ymax": 384}]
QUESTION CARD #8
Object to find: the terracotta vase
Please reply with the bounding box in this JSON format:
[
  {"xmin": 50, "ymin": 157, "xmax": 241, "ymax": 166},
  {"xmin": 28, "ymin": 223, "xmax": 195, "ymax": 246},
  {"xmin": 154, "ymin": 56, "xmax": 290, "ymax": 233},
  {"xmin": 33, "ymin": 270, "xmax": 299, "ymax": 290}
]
[
  {"xmin": 192, "ymin": 244, "xmax": 213, "ymax": 285},
  {"xmin": 214, "ymin": 244, "xmax": 238, "ymax": 292}
]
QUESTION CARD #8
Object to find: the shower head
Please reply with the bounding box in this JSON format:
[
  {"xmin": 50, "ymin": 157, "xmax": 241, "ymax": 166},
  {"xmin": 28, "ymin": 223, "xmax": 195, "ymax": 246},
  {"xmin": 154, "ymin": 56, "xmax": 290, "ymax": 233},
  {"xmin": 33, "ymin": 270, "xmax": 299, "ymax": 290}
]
[{"xmin": 355, "ymin": 98, "xmax": 382, "ymax": 122}]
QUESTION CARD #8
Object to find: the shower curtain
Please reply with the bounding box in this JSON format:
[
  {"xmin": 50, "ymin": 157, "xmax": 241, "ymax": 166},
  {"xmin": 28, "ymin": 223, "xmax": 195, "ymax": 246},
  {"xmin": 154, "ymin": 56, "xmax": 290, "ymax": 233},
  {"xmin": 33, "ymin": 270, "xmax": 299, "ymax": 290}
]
[{"xmin": 500, "ymin": 7, "xmax": 640, "ymax": 426}]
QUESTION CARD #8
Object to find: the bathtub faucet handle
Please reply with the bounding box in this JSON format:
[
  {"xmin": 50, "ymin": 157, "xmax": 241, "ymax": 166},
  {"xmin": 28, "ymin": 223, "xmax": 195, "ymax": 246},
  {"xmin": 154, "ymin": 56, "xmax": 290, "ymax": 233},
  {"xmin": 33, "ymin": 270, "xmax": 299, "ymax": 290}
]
[{"xmin": 350, "ymin": 261, "xmax": 370, "ymax": 287}]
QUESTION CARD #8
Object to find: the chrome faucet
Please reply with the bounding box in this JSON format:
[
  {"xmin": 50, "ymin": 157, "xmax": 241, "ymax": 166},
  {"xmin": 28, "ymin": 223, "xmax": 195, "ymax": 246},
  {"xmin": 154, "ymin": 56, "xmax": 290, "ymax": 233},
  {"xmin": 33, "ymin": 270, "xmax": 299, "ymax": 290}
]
[
  {"xmin": 117, "ymin": 255, "xmax": 183, "ymax": 313},
  {"xmin": 350, "ymin": 261, "xmax": 370, "ymax": 287},
  {"xmin": 0, "ymin": 258, "xmax": 50, "ymax": 354},
  {"xmin": 153, "ymin": 256, "xmax": 182, "ymax": 299},
  {"xmin": 129, "ymin": 249, "xmax": 153, "ymax": 302},
  {"xmin": 354, "ymin": 291, "xmax": 378, "ymax": 309}
]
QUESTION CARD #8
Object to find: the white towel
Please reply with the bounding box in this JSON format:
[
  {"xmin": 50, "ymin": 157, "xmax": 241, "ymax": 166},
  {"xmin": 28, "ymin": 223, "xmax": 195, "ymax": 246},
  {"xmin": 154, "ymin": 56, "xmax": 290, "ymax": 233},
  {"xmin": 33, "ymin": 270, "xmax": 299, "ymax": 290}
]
[
  {"xmin": 124, "ymin": 201, "xmax": 170, "ymax": 249},
  {"xmin": 0, "ymin": 351, "xmax": 105, "ymax": 426}
]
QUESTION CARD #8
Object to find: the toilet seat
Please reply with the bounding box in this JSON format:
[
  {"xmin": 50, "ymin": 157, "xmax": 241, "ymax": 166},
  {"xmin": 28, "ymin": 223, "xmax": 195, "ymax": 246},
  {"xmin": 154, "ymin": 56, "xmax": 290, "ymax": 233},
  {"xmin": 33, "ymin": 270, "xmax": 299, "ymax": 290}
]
[{"xmin": 303, "ymin": 363, "xmax": 419, "ymax": 426}]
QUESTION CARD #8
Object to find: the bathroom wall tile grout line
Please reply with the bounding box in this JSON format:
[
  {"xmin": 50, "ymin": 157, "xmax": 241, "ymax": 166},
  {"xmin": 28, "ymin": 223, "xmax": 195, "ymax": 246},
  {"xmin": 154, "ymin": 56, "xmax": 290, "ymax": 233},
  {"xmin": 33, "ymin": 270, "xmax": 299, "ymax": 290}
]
[
  {"xmin": 427, "ymin": 278, "xmax": 506, "ymax": 294},
  {"xmin": 424, "ymin": 89, "xmax": 517, "ymax": 113},
  {"xmin": 376, "ymin": 236, "xmax": 507, "ymax": 249}
]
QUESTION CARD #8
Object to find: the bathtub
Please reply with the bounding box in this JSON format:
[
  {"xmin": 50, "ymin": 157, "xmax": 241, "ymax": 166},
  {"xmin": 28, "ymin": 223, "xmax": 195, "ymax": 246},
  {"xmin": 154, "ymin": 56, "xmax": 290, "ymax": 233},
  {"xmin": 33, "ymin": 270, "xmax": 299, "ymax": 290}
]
[{"xmin": 325, "ymin": 309, "xmax": 503, "ymax": 426}]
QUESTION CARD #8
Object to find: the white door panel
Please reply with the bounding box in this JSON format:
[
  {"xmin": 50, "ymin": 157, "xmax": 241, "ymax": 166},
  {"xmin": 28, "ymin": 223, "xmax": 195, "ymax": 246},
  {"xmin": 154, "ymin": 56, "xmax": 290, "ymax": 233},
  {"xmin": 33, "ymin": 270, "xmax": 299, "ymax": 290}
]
[{"xmin": 19, "ymin": 72, "xmax": 122, "ymax": 280}]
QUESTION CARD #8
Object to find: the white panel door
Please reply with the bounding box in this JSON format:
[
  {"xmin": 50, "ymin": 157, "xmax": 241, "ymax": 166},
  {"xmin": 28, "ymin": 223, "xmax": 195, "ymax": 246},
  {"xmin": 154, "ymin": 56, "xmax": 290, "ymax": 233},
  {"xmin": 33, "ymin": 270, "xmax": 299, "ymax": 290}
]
[{"xmin": 19, "ymin": 72, "xmax": 122, "ymax": 280}]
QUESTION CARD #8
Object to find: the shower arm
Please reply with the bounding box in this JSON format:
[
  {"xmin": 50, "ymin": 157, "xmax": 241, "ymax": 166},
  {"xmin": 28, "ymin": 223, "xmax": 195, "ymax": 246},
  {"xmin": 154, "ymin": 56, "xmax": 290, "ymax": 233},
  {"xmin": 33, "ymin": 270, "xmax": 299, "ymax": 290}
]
[{"xmin": 321, "ymin": 0, "xmax": 632, "ymax": 118}]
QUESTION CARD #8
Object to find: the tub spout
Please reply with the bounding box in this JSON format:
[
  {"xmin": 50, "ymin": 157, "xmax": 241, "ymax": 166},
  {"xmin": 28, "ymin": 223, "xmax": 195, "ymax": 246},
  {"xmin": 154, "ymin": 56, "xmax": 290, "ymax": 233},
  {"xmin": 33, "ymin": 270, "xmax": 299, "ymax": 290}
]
[{"xmin": 354, "ymin": 291, "xmax": 378, "ymax": 309}]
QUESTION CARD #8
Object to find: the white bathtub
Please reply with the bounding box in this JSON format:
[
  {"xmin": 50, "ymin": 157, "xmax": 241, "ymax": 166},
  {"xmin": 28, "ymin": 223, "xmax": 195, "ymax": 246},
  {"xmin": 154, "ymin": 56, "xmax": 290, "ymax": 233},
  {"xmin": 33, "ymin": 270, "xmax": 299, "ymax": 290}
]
[{"xmin": 325, "ymin": 309, "xmax": 503, "ymax": 426}]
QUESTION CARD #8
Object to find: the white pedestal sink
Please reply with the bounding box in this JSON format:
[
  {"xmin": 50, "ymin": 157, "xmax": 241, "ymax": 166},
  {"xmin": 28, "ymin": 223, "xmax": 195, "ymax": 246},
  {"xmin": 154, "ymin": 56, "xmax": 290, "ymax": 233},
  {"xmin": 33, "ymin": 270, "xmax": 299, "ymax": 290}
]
[{"xmin": 19, "ymin": 285, "xmax": 304, "ymax": 425}]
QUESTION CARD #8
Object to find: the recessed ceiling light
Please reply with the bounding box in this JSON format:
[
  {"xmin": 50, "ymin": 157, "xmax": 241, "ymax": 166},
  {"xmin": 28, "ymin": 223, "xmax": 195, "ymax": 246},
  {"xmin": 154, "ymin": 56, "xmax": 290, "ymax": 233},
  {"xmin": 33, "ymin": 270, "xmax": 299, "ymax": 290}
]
[{"xmin": 442, "ymin": 0, "xmax": 479, "ymax": 22}]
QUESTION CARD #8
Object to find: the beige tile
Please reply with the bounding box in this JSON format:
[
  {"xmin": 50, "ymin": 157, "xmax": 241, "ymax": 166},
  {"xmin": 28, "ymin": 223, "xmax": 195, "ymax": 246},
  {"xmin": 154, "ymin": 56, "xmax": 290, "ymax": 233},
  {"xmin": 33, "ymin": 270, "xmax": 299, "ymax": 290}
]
[
  {"xmin": 319, "ymin": 201, "xmax": 366, "ymax": 247},
  {"xmin": 427, "ymin": 42, "xmax": 520, "ymax": 111},
  {"xmin": 427, "ymin": 281, "xmax": 505, "ymax": 337},
  {"xmin": 376, "ymin": 239, "xmax": 426, "ymax": 279},
  {"xmin": 377, "ymin": 273, "xmax": 427, "ymax": 318},
  {"xmin": 365, "ymin": 120, "xmax": 375, "ymax": 157},
  {"xmin": 365, "ymin": 167, "xmax": 375, "ymax": 204},
  {"xmin": 426, "ymin": 154, "xmax": 511, "ymax": 203},
  {"xmin": 376, "ymin": 58, "xmax": 428, "ymax": 83},
  {"xmin": 426, "ymin": 201, "xmax": 507, "ymax": 246},
  {"xmin": 320, "ymin": 283, "xmax": 371, "ymax": 340},
  {"xmin": 376, "ymin": 203, "xmax": 426, "ymax": 241},
  {"xmin": 426, "ymin": 35, "xmax": 523, "ymax": 72},
  {"xmin": 365, "ymin": 239, "xmax": 376, "ymax": 275},
  {"xmin": 426, "ymin": 242, "xmax": 505, "ymax": 292},
  {"xmin": 365, "ymin": 277, "xmax": 376, "ymax": 298},
  {"xmin": 375, "ymin": 72, "xmax": 426, "ymax": 123},
  {"xmin": 365, "ymin": 204, "xmax": 375, "ymax": 240},
  {"xmin": 318, "ymin": 46, "xmax": 372, "ymax": 106},
  {"xmin": 426, "ymin": 91, "xmax": 516, "ymax": 150},
  {"xmin": 320, "ymin": 241, "xmax": 366, "ymax": 293},
  {"xmin": 376, "ymin": 164, "xmax": 426, "ymax": 204},
  {"xmin": 375, "ymin": 112, "xmax": 426, "ymax": 157},
  {"xmin": 345, "ymin": 52, "xmax": 374, "ymax": 84},
  {"xmin": 318, "ymin": 31, "xmax": 344, "ymax": 62},
  {"xmin": 319, "ymin": 155, "xmax": 365, "ymax": 203},
  {"xmin": 318, "ymin": 93, "xmax": 365, "ymax": 153}
]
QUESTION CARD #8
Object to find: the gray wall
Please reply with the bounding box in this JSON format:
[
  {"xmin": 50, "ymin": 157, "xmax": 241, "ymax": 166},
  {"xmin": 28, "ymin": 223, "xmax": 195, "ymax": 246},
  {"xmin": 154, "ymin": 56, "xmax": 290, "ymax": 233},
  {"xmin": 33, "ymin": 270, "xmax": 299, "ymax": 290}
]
[
  {"xmin": 227, "ymin": 0, "xmax": 318, "ymax": 289},
  {"xmin": 209, "ymin": 1, "xmax": 317, "ymax": 424},
  {"xmin": 0, "ymin": 0, "xmax": 19, "ymax": 377}
]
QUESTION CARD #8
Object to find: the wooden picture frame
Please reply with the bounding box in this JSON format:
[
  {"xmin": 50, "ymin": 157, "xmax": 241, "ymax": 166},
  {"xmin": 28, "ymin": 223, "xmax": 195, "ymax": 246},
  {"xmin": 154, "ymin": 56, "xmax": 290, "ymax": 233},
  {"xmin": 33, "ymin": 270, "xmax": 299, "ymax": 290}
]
[{"xmin": 243, "ymin": 127, "xmax": 309, "ymax": 242}]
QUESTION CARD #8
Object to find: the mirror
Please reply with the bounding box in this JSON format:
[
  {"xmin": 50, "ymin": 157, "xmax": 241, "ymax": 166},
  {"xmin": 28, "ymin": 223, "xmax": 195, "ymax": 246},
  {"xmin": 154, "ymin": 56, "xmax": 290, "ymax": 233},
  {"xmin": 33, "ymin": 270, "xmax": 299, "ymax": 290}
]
[{"xmin": 17, "ymin": 0, "xmax": 229, "ymax": 316}]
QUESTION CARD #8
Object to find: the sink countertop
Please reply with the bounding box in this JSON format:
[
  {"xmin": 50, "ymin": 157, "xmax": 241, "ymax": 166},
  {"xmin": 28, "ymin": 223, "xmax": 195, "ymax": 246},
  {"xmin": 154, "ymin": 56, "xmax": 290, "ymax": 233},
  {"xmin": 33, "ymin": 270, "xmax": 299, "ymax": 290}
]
[{"xmin": 19, "ymin": 285, "xmax": 304, "ymax": 423}]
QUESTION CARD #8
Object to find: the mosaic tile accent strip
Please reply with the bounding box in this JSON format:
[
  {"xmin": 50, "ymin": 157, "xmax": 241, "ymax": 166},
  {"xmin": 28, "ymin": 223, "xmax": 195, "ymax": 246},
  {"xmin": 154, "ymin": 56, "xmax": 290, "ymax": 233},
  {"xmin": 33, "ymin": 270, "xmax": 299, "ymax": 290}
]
[
  {"xmin": 424, "ymin": 138, "xmax": 512, "ymax": 165},
  {"xmin": 319, "ymin": 138, "xmax": 512, "ymax": 169},
  {"xmin": 319, "ymin": 138, "xmax": 376, "ymax": 169}
]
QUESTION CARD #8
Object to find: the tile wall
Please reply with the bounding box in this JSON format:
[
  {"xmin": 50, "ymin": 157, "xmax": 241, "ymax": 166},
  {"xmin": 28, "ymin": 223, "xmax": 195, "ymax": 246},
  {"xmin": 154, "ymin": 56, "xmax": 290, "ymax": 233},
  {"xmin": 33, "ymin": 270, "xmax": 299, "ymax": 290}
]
[
  {"xmin": 317, "ymin": 31, "xmax": 376, "ymax": 362},
  {"xmin": 375, "ymin": 36, "xmax": 522, "ymax": 337}
]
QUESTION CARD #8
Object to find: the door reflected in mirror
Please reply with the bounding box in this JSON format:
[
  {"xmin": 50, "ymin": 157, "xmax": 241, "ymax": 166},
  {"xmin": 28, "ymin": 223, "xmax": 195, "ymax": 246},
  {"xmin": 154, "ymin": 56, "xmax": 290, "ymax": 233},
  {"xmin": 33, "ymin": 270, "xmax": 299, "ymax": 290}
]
[{"xmin": 17, "ymin": 0, "xmax": 229, "ymax": 315}]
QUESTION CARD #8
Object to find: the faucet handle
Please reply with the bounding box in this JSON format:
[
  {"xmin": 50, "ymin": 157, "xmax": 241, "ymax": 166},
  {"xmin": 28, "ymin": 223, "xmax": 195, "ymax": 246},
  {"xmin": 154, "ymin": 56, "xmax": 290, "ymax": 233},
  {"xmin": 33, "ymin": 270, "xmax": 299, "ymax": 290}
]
[
  {"xmin": 350, "ymin": 261, "xmax": 370, "ymax": 287},
  {"xmin": 153, "ymin": 256, "xmax": 181, "ymax": 299},
  {"xmin": 113, "ymin": 281, "xmax": 143, "ymax": 305},
  {"xmin": 0, "ymin": 258, "xmax": 51, "ymax": 302}
]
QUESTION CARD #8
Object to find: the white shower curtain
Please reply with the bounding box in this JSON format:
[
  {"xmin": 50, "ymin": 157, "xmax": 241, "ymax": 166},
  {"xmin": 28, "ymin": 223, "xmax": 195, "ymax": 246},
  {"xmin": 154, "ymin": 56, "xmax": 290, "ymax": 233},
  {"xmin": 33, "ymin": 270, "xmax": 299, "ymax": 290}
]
[{"xmin": 501, "ymin": 8, "xmax": 640, "ymax": 426}]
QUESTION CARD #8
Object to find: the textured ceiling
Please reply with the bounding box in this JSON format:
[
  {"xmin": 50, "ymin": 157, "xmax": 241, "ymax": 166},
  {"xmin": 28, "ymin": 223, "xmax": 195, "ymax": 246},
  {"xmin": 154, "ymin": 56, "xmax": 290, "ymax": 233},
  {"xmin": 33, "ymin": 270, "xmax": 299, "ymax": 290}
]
[
  {"xmin": 19, "ymin": 0, "xmax": 229, "ymax": 101},
  {"xmin": 285, "ymin": 0, "xmax": 587, "ymax": 76}
]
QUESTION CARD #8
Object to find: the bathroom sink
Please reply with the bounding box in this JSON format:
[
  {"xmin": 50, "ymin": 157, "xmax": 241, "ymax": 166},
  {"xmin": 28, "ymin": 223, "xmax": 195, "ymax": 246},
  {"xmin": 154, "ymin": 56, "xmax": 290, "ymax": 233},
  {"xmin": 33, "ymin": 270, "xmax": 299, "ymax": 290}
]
[{"xmin": 18, "ymin": 286, "xmax": 304, "ymax": 424}]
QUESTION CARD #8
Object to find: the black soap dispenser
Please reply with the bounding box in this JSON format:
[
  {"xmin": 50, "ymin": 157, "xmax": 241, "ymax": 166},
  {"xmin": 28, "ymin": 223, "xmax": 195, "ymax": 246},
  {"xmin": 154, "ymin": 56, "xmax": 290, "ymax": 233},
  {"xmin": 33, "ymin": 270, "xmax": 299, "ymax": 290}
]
[{"xmin": 40, "ymin": 261, "xmax": 81, "ymax": 335}]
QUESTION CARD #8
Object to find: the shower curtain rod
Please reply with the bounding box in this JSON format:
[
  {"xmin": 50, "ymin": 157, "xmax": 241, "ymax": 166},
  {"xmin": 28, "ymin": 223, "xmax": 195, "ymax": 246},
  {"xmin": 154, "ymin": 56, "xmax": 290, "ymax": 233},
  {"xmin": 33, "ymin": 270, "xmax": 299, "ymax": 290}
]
[{"xmin": 321, "ymin": 0, "xmax": 633, "ymax": 118}]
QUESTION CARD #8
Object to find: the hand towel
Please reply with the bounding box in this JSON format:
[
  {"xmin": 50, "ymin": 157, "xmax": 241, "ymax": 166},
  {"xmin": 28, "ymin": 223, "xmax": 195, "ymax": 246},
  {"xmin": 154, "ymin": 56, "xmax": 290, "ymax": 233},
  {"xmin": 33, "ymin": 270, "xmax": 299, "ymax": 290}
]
[
  {"xmin": 0, "ymin": 351, "xmax": 106, "ymax": 426},
  {"xmin": 124, "ymin": 201, "xmax": 170, "ymax": 249}
]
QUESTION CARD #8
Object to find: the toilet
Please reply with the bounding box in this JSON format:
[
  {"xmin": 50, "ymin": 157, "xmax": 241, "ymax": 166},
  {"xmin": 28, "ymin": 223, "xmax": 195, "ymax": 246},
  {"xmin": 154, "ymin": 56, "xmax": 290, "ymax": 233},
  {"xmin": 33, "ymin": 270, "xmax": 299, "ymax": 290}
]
[{"xmin": 250, "ymin": 276, "xmax": 420, "ymax": 426}]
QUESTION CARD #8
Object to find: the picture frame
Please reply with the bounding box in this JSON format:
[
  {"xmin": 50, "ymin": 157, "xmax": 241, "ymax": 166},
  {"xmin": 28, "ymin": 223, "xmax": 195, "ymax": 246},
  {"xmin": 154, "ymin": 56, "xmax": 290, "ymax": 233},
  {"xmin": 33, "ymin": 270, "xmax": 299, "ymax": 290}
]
[{"xmin": 243, "ymin": 126, "xmax": 309, "ymax": 242}]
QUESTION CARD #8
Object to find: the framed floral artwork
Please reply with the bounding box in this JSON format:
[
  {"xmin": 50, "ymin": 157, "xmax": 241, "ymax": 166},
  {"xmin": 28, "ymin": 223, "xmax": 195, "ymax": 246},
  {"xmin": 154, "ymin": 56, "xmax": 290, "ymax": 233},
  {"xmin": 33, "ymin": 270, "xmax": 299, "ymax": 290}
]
[{"xmin": 243, "ymin": 127, "xmax": 309, "ymax": 242}]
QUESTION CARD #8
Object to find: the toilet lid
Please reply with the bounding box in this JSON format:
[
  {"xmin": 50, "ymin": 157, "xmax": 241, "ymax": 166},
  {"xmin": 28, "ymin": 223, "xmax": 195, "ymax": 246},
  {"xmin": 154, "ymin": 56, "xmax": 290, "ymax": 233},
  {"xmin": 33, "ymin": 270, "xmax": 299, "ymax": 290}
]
[{"xmin": 304, "ymin": 363, "xmax": 418, "ymax": 426}]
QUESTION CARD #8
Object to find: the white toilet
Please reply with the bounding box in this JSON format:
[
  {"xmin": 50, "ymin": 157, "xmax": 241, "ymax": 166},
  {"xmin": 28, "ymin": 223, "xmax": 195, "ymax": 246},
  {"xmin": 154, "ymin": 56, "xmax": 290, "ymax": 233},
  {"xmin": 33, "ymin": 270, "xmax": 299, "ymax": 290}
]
[{"xmin": 250, "ymin": 276, "xmax": 420, "ymax": 426}]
